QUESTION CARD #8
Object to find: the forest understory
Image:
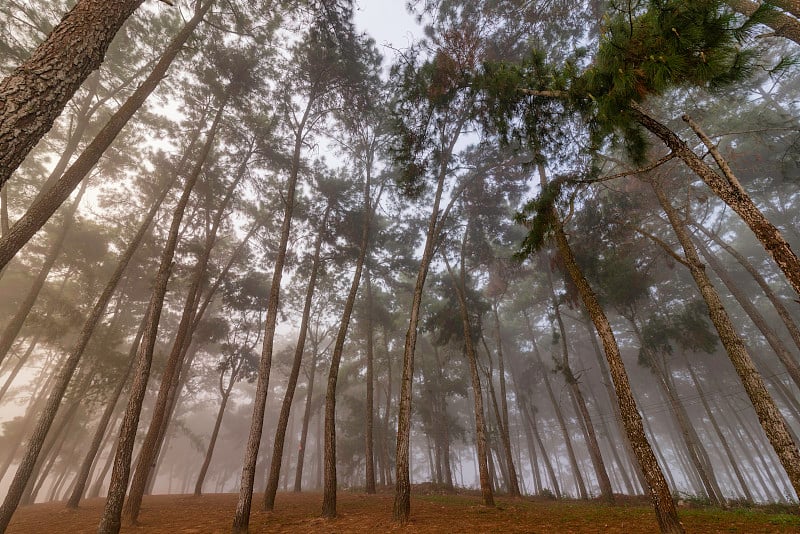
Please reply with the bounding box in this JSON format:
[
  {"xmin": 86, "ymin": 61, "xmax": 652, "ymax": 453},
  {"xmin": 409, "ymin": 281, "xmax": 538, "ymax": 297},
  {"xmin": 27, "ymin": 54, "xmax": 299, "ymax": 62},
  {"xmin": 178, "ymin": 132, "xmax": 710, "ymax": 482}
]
[{"xmin": 6, "ymin": 490, "xmax": 800, "ymax": 534}]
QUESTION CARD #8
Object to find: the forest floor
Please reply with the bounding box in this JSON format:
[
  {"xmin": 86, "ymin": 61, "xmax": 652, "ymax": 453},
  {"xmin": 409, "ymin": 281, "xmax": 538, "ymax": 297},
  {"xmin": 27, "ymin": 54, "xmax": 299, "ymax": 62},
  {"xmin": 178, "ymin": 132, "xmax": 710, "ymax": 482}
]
[{"xmin": 6, "ymin": 489, "xmax": 800, "ymax": 533}]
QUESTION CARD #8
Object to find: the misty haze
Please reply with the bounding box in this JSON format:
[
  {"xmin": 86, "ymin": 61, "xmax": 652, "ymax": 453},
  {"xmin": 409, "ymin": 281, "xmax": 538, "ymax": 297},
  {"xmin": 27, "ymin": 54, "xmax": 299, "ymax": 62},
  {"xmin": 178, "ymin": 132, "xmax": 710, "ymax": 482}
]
[{"xmin": 1, "ymin": 1, "xmax": 800, "ymax": 533}]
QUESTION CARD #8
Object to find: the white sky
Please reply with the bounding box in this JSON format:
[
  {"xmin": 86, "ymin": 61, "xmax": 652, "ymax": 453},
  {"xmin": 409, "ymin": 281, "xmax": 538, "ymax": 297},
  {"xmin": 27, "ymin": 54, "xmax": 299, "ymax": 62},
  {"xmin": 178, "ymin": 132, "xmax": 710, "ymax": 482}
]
[{"xmin": 353, "ymin": 0, "xmax": 422, "ymax": 57}]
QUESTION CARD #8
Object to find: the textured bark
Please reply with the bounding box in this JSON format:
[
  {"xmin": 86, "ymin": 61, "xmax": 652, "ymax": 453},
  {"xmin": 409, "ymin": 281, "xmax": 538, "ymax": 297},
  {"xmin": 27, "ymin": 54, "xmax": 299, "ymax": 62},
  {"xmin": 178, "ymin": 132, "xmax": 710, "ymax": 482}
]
[
  {"xmin": 393, "ymin": 114, "xmax": 466, "ymax": 523},
  {"xmin": 96, "ymin": 98, "xmax": 223, "ymax": 534},
  {"xmin": 262, "ymin": 206, "xmax": 329, "ymax": 510},
  {"xmin": 124, "ymin": 144, "xmax": 246, "ymax": 524},
  {"xmin": 0, "ymin": 0, "xmax": 145, "ymax": 188},
  {"xmin": 231, "ymin": 100, "xmax": 309, "ymax": 534},
  {"xmin": 321, "ymin": 160, "xmax": 373, "ymax": 519},
  {"xmin": 294, "ymin": 345, "xmax": 320, "ymax": 492},
  {"xmin": 545, "ymin": 267, "xmax": 614, "ymax": 503},
  {"xmin": 630, "ymin": 103, "xmax": 800, "ymax": 300},
  {"xmin": 0, "ymin": 0, "xmax": 213, "ymax": 271},
  {"xmin": 444, "ymin": 253, "xmax": 494, "ymax": 507},
  {"xmin": 0, "ymin": 180, "xmax": 87, "ymax": 367},
  {"xmin": 66, "ymin": 318, "xmax": 144, "ymax": 509},
  {"xmin": 364, "ymin": 268, "xmax": 377, "ymax": 494},
  {"xmin": 489, "ymin": 304, "xmax": 521, "ymax": 497},
  {"xmin": 651, "ymin": 177, "xmax": 800, "ymax": 503},
  {"xmin": 724, "ymin": 0, "xmax": 800, "ymax": 45},
  {"xmin": 692, "ymin": 222, "xmax": 800, "ymax": 353},
  {"xmin": 550, "ymin": 215, "xmax": 683, "ymax": 532}
]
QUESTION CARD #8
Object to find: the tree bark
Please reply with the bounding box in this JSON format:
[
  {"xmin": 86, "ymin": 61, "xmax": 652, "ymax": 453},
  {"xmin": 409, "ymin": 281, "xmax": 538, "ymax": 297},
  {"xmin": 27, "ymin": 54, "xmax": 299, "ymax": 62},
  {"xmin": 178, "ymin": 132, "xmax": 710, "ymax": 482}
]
[
  {"xmin": 124, "ymin": 143, "xmax": 247, "ymax": 524},
  {"xmin": 364, "ymin": 267, "xmax": 377, "ymax": 494},
  {"xmin": 547, "ymin": 202, "xmax": 683, "ymax": 531},
  {"xmin": 724, "ymin": 0, "xmax": 800, "ymax": 45},
  {"xmin": 650, "ymin": 176, "xmax": 800, "ymax": 503},
  {"xmin": 630, "ymin": 103, "xmax": 800, "ymax": 300},
  {"xmin": 263, "ymin": 205, "xmax": 330, "ymax": 510},
  {"xmin": 321, "ymin": 155, "xmax": 373, "ymax": 519},
  {"xmin": 96, "ymin": 95, "xmax": 225, "ymax": 534},
  {"xmin": 0, "ymin": 0, "xmax": 145, "ymax": 188},
  {"xmin": 294, "ymin": 344, "xmax": 320, "ymax": 492},
  {"xmin": 231, "ymin": 98, "xmax": 310, "ymax": 534},
  {"xmin": 0, "ymin": 0, "xmax": 213, "ymax": 271}
]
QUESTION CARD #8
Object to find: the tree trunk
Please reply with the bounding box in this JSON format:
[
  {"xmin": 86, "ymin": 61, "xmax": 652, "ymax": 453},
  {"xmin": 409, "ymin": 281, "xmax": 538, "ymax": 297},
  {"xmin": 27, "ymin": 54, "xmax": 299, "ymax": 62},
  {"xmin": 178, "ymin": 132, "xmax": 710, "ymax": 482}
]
[
  {"xmin": 364, "ymin": 267, "xmax": 377, "ymax": 494},
  {"xmin": 443, "ymin": 254, "xmax": 495, "ymax": 507},
  {"xmin": 548, "ymin": 209, "xmax": 682, "ymax": 531},
  {"xmin": 294, "ymin": 346, "xmax": 319, "ymax": 492},
  {"xmin": 0, "ymin": 179, "xmax": 87, "ymax": 367},
  {"xmin": 321, "ymin": 158, "xmax": 373, "ymax": 519},
  {"xmin": 0, "ymin": 334, "xmax": 40, "ymax": 403},
  {"xmin": 231, "ymin": 99, "xmax": 310, "ymax": 534},
  {"xmin": 0, "ymin": 0, "xmax": 213, "ymax": 271},
  {"xmin": 694, "ymin": 233, "xmax": 800, "ymax": 390},
  {"xmin": 0, "ymin": 0, "xmax": 145, "ymax": 187},
  {"xmin": 630, "ymin": 103, "xmax": 800, "ymax": 300},
  {"xmin": 724, "ymin": 0, "xmax": 800, "ymax": 45},
  {"xmin": 194, "ymin": 376, "xmax": 235, "ymax": 496},
  {"xmin": 95, "ymin": 95, "xmax": 224, "ymax": 534},
  {"xmin": 650, "ymin": 176, "xmax": 800, "ymax": 503},
  {"xmin": 263, "ymin": 206, "xmax": 329, "ymax": 510},
  {"xmin": 489, "ymin": 303, "xmax": 521, "ymax": 497},
  {"xmin": 124, "ymin": 144, "xmax": 247, "ymax": 524},
  {"xmin": 691, "ymin": 221, "xmax": 800, "ymax": 354},
  {"xmin": 393, "ymin": 115, "xmax": 466, "ymax": 522},
  {"xmin": 65, "ymin": 317, "xmax": 143, "ymax": 509}
]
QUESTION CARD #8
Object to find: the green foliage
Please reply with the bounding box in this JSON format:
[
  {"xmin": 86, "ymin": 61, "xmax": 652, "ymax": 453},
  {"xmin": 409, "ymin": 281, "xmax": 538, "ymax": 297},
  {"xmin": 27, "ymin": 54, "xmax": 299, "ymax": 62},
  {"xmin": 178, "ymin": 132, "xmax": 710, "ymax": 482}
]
[{"xmin": 512, "ymin": 178, "xmax": 565, "ymax": 260}]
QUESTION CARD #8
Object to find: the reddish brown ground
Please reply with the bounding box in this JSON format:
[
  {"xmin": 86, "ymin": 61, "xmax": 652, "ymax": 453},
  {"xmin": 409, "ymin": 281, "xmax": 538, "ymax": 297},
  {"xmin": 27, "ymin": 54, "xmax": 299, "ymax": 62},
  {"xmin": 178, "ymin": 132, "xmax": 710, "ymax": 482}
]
[{"xmin": 6, "ymin": 491, "xmax": 799, "ymax": 533}]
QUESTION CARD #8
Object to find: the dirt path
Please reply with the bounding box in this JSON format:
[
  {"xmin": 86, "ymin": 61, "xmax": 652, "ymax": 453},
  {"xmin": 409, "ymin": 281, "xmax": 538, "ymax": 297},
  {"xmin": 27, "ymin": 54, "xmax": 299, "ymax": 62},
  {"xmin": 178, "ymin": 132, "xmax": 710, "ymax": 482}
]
[{"xmin": 6, "ymin": 492, "xmax": 799, "ymax": 533}]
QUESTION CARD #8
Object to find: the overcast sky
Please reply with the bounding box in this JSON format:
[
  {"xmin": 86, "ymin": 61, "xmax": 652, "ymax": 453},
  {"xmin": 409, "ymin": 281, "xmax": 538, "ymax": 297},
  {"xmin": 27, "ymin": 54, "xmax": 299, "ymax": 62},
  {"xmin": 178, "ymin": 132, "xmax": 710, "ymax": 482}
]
[{"xmin": 353, "ymin": 1, "xmax": 422, "ymax": 57}]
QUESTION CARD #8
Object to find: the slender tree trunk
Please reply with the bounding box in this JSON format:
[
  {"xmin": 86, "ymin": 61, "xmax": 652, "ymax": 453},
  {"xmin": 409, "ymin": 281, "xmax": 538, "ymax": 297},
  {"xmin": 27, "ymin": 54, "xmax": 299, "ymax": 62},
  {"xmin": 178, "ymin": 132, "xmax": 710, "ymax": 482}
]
[
  {"xmin": 0, "ymin": 334, "xmax": 40, "ymax": 402},
  {"xmin": 431, "ymin": 345, "xmax": 453, "ymax": 490},
  {"xmin": 0, "ymin": 0, "xmax": 145, "ymax": 187},
  {"xmin": 489, "ymin": 303, "xmax": 521, "ymax": 497},
  {"xmin": 125, "ymin": 146, "xmax": 247, "ymax": 524},
  {"xmin": 650, "ymin": 177, "xmax": 800, "ymax": 503},
  {"xmin": 364, "ymin": 267, "xmax": 377, "ymax": 494},
  {"xmin": 0, "ymin": 0, "xmax": 213, "ymax": 271},
  {"xmin": 694, "ymin": 235, "xmax": 800, "ymax": 390},
  {"xmin": 66, "ymin": 318, "xmax": 143, "ymax": 509},
  {"xmin": 548, "ymin": 206, "xmax": 683, "ymax": 531},
  {"xmin": 321, "ymin": 158, "xmax": 373, "ymax": 518},
  {"xmin": 393, "ymin": 115, "xmax": 466, "ymax": 523},
  {"xmin": 692, "ymin": 221, "xmax": 800, "ymax": 354},
  {"xmin": 263, "ymin": 206, "xmax": 329, "ymax": 510},
  {"xmin": 194, "ymin": 376, "xmax": 236, "ymax": 496},
  {"xmin": 231, "ymin": 101, "xmax": 310, "ymax": 534},
  {"xmin": 294, "ymin": 347, "xmax": 319, "ymax": 492},
  {"xmin": 443, "ymin": 254, "xmax": 495, "ymax": 507},
  {"xmin": 630, "ymin": 103, "xmax": 800, "ymax": 300},
  {"xmin": 0, "ymin": 179, "xmax": 87, "ymax": 367},
  {"xmin": 0, "ymin": 168, "xmax": 171, "ymax": 527},
  {"xmin": 96, "ymin": 95, "xmax": 225, "ymax": 534}
]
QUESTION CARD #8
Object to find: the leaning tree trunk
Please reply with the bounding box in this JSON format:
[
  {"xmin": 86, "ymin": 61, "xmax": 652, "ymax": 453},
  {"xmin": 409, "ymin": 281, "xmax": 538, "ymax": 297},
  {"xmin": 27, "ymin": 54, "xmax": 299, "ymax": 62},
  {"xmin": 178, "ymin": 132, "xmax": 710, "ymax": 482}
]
[
  {"xmin": 231, "ymin": 101, "xmax": 310, "ymax": 534},
  {"xmin": 95, "ymin": 95, "xmax": 224, "ymax": 534},
  {"xmin": 0, "ymin": 0, "xmax": 144, "ymax": 188},
  {"xmin": 650, "ymin": 176, "xmax": 800, "ymax": 502},
  {"xmin": 194, "ymin": 367, "xmax": 237, "ymax": 495},
  {"xmin": 691, "ymin": 221, "xmax": 800, "ymax": 354},
  {"xmin": 723, "ymin": 0, "xmax": 800, "ymax": 45},
  {"xmin": 443, "ymin": 255, "xmax": 495, "ymax": 507},
  {"xmin": 321, "ymin": 161, "xmax": 373, "ymax": 519},
  {"xmin": 0, "ymin": 169, "xmax": 170, "ymax": 528},
  {"xmin": 693, "ymin": 234, "xmax": 800, "ymax": 390},
  {"xmin": 294, "ymin": 344, "xmax": 320, "ymax": 492},
  {"xmin": 489, "ymin": 303, "xmax": 521, "ymax": 497},
  {"xmin": 630, "ymin": 103, "xmax": 800, "ymax": 300},
  {"xmin": 0, "ymin": 0, "xmax": 213, "ymax": 271},
  {"xmin": 263, "ymin": 206, "xmax": 330, "ymax": 511},
  {"xmin": 545, "ymin": 266, "xmax": 614, "ymax": 503},
  {"xmin": 124, "ymin": 144, "xmax": 246, "ymax": 524},
  {"xmin": 393, "ymin": 114, "xmax": 466, "ymax": 523},
  {"xmin": 0, "ymin": 179, "xmax": 87, "ymax": 367}
]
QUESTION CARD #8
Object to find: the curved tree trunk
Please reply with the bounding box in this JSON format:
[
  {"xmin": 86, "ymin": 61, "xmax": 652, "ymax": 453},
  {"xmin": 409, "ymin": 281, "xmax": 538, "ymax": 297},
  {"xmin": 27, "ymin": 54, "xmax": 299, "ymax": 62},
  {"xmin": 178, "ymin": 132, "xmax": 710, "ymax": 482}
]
[
  {"xmin": 194, "ymin": 373, "xmax": 236, "ymax": 495},
  {"xmin": 321, "ymin": 159, "xmax": 373, "ymax": 518},
  {"xmin": 630, "ymin": 103, "xmax": 800, "ymax": 301},
  {"xmin": 124, "ymin": 143, "xmax": 247, "ymax": 524},
  {"xmin": 263, "ymin": 206, "xmax": 329, "ymax": 510},
  {"xmin": 0, "ymin": 0, "xmax": 145, "ymax": 188},
  {"xmin": 95, "ymin": 95, "xmax": 225, "ymax": 534},
  {"xmin": 651, "ymin": 176, "xmax": 800, "ymax": 502},
  {"xmin": 0, "ymin": 0, "xmax": 213, "ymax": 271}
]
